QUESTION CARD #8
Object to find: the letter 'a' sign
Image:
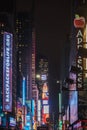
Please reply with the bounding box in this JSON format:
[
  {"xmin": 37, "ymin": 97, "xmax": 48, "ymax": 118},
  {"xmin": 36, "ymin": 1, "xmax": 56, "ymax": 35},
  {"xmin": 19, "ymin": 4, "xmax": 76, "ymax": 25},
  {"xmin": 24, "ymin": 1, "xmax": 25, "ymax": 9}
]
[{"xmin": 3, "ymin": 32, "xmax": 12, "ymax": 112}]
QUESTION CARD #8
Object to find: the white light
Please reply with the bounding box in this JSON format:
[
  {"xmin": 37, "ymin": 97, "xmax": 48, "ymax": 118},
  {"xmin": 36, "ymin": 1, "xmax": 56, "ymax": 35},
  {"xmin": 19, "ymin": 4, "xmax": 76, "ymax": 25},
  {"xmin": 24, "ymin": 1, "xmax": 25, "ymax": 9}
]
[
  {"xmin": 43, "ymin": 100, "xmax": 48, "ymax": 105},
  {"xmin": 36, "ymin": 74, "xmax": 40, "ymax": 79}
]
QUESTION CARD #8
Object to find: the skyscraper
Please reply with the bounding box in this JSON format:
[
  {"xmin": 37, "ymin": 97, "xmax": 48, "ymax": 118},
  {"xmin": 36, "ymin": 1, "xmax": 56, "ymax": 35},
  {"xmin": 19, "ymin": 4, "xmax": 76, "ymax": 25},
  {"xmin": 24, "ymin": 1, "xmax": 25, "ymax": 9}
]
[{"xmin": 16, "ymin": 12, "xmax": 36, "ymax": 100}]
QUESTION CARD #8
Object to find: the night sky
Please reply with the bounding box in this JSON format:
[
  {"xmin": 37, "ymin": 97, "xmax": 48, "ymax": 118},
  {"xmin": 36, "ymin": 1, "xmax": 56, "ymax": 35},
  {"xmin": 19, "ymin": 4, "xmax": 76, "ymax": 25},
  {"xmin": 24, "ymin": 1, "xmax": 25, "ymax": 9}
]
[
  {"xmin": 16, "ymin": 0, "xmax": 71, "ymax": 119},
  {"xmin": 16, "ymin": 0, "xmax": 71, "ymax": 62},
  {"xmin": 34, "ymin": 0, "xmax": 71, "ymax": 117},
  {"xmin": 16, "ymin": 0, "xmax": 71, "ymax": 78}
]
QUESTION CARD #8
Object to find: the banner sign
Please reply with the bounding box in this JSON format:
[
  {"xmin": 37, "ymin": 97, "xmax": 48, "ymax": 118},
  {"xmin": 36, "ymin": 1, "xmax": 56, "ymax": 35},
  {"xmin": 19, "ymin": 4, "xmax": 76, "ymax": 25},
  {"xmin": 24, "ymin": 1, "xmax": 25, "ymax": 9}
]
[
  {"xmin": 3, "ymin": 32, "xmax": 13, "ymax": 112},
  {"xmin": 74, "ymin": 14, "xmax": 86, "ymax": 89}
]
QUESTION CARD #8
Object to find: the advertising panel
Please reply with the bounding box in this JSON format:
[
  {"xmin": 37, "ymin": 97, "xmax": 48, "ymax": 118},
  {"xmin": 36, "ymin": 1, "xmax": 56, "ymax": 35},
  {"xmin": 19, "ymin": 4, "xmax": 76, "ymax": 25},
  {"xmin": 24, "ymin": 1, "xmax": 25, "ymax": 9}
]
[
  {"xmin": 74, "ymin": 14, "xmax": 86, "ymax": 90},
  {"xmin": 41, "ymin": 74, "xmax": 47, "ymax": 81},
  {"xmin": 69, "ymin": 72, "xmax": 76, "ymax": 90},
  {"xmin": 78, "ymin": 91, "xmax": 87, "ymax": 119},
  {"xmin": 42, "ymin": 83, "xmax": 49, "ymax": 124},
  {"xmin": 3, "ymin": 32, "xmax": 13, "ymax": 112},
  {"xmin": 9, "ymin": 117, "xmax": 16, "ymax": 126},
  {"xmin": 37, "ymin": 100, "xmax": 41, "ymax": 122},
  {"xmin": 42, "ymin": 83, "xmax": 49, "ymax": 100},
  {"xmin": 73, "ymin": 120, "xmax": 87, "ymax": 129},
  {"xmin": 31, "ymin": 99, "xmax": 35, "ymax": 116},
  {"xmin": 26, "ymin": 115, "xmax": 31, "ymax": 126},
  {"xmin": 69, "ymin": 91, "xmax": 78, "ymax": 124},
  {"xmin": 42, "ymin": 100, "xmax": 48, "ymax": 105},
  {"xmin": 43, "ymin": 105, "xmax": 49, "ymax": 114},
  {"xmin": 73, "ymin": 121, "xmax": 81, "ymax": 129}
]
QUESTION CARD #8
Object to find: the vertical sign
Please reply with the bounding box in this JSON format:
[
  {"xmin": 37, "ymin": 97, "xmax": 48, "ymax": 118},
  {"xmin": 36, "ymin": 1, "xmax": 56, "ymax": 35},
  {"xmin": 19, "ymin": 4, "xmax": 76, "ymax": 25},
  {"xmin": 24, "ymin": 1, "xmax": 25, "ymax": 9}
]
[
  {"xmin": 22, "ymin": 77, "xmax": 25, "ymax": 106},
  {"xmin": 74, "ymin": 14, "xmax": 85, "ymax": 89},
  {"xmin": 76, "ymin": 29, "xmax": 83, "ymax": 89},
  {"xmin": 3, "ymin": 32, "xmax": 13, "ymax": 112}
]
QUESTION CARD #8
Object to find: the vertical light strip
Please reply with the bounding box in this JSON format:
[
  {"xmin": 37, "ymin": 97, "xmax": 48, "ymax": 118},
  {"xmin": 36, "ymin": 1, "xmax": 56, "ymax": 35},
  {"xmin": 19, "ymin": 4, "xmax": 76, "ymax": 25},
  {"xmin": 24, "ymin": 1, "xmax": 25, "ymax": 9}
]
[
  {"xmin": 23, "ymin": 77, "xmax": 25, "ymax": 105},
  {"xmin": 59, "ymin": 93, "xmax": 62, "ymax": 113},
  {"xmin": 27, "ymin": 75, "xmax": 28, "ymax": 99}
]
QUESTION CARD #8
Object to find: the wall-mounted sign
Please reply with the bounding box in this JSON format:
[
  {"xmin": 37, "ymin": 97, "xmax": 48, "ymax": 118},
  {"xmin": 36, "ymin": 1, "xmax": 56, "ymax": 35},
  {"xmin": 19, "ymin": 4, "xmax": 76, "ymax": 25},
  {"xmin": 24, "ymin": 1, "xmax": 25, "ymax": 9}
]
[
  {"xmin": 3, "ymin": 32, "xmax": 13, "ymax": 112},
  {"xmin": 74, "ymin": 15, "xmax": 86, "ymax": 90}
]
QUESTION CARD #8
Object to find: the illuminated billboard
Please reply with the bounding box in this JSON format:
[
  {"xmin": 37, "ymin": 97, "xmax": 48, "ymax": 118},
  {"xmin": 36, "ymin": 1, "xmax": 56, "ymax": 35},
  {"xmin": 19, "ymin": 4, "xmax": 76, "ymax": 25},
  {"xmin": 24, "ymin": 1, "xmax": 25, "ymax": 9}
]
[
  {"xmin": 78, "ymin": 91, "xmax": 87, "ymax": 119},
  {"xmin": 42, "ymin": 83, "xmax": 49, "ymax": 124},
  {"xmin": 43, "ymin": 105, "xmax": 49, "ymax": 114},
  {"xmin": 69, "ymin": 91, "xmax": 78, "ymax": 124},
  {"xmin": 41, "ymin": 74, "xmax": 47, "ymax": 81},
  {"xmin": 74, "ymin": 14, "xmax": 86, "ymax": 90},
  {"xmin": 9, "ymin": 117, "xmax": 16, "ymax": 126},
  {"xmin": 42, "ymin": 100, "xmax": 48, "ymax": 105},
  {"xmin": 42, "ymin": 83, "xmax": 49, "ymax": 100},
  {"xmin": 69, "ymin": 72, "xmax": 76, "ymax": 90},
  {"xmin": 37, "ymin": 100, "xmax": 41, "ymax": 122},
  {"xmin": 3, "ymin": 32, "xmax": 13, "ymax": 112}
]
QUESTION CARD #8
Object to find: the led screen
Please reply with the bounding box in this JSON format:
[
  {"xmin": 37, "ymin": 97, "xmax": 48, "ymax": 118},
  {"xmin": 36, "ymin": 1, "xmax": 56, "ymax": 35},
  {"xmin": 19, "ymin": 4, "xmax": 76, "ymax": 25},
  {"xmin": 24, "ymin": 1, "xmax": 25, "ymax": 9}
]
[
  {"xmin": 41, "ymin": 74, "xmax": 47, "ymax": 80},
  {"xmin": 43, "ymin": 105, "xmax": 49, "ymax": 114},
  {"xmin": 73, "ymin": 121, "xmax": 81, "ymax": 129},
  {"xmin": 9, "ymin": 117, "xmax": 16, "ymax": 126},
  {"xmin": 78, "ymin": 91, "xmax": 87, "ymax": 119},
  {"xmin": 42, "ymin": 100, "xmax": 48, "ymax": 105},
  {"xmin": 3, "ymin": 32, "xmax": 13, "ymax": 112},
  {"xmin": 66, "ymin": 106, "xmax": 69, "ymax": 121},
  {"xmin": 69, "ymin": 72, "xmax": 76, "ymax": 90},
  {"xmin": 69, "ymin": 91, "xmax": 78, "ymax": 124}
]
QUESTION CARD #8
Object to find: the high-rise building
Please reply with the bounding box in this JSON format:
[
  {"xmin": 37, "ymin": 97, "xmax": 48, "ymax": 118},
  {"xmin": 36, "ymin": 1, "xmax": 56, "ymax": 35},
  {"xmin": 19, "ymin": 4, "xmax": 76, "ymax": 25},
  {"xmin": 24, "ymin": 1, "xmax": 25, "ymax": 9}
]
[
  {"xmin": 36, "ymin": 54, "xmax": 49, "ymax": 124},
  {"xmin": 16, "ymin": 12, "xmax": 36, "ymax": 100},
  {"xmin": 16, "ymin": 12, "xmax": 33, "ymax": 100},
  {"xmin": 0, "ymin": 0, "xmax": 16, "ymax": 13},
  {"xmin": 15, "ymin": 12, "xmax": 38, "ymax": 128},
  {"xmin": 36, "ymin": 54, "xmax": 48, "ymax": 94}
]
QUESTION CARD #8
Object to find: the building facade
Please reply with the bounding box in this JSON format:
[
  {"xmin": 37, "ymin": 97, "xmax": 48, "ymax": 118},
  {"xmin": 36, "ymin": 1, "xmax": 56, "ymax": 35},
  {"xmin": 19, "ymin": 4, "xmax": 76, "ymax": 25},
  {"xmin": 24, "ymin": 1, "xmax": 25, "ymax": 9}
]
[
  {"xmin": 66, "ymin": 0, "xmax": 87, "ymax": 129},
  {"xmin": 36, "ymin": 55, "xmax": 49, "ymax": 125}
]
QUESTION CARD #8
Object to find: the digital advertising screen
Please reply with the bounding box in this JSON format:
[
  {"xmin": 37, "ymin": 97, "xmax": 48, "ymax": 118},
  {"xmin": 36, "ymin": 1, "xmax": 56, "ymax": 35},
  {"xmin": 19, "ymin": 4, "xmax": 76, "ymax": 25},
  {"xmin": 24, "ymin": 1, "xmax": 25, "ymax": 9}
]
[
  {"xmin": 69, "ymin": 91, "xmax": 78, "ymax": 124},
  {"xmin": 3, "ymin": 32, "xmax": 13, "ymax": 112},
  {"xmin": 69, "ymin": 72, "xmax": 76, "ymax": 90},
  {"xmin": 9, "ymin": 117, "xmax": 16, "ymax": 126},
  {"xmin": 78, "ymin": 91, "xmax": 87, "ymax": 119},
  {"xmin": 42, "ymin": 83, "xmax": 49, "ymax": 100}
]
